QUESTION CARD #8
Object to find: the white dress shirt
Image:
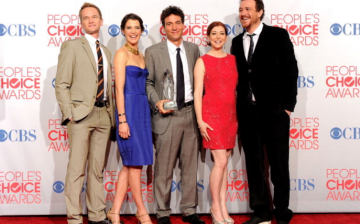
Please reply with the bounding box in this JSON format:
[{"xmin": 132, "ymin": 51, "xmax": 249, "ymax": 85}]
[
  {"xmin": 167, "ymin": 40, "xmax": 193, "ymax": 103},
  {"xmin": 243, "ymin": 23, "xmax": 263, "ymax": 61},
  {"xmin": 85, "ymin": 33, "xmax": 108, "ymax": 101},
  {"xmin": 242, "ymin": 23, "xmax": 263, "ymax": 101}
]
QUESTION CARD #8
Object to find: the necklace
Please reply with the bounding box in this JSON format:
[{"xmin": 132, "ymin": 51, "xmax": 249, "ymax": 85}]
[{"xmin": 125, "ymin": 43, "xmax": 139, "ymax": 55}]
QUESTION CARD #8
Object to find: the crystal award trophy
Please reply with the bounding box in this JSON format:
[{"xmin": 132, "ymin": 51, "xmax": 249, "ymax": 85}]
[{"xmin": 162, "ymin": 69, "xmax": 178, "ymax": 110}]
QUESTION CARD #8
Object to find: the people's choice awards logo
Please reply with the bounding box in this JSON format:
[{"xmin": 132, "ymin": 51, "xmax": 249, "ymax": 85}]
[
  {"xmin": 160, "ymin": 14, "xmax": 209, "ymax": 46},
  {"xmin": 271, "ymin": 13, "xmax": 320, "ymax": 46},
  {"xmin": 0, "ymin": 24, "xmax": 36, "ymax": 37},
  {"xmin": 326, "ymin": 169, "xmax": 360, "ymax": 201},
  {"xmin": 47, "ymin": 119, "xmax": 69, "ymax": 152},
  {"xmin": 330, "ymin": 23, "xmax": 360, "ymax": 36},
  {"xmin": 325, "ymin": 66, "xmax": 360, "ymax": 98},
  {"xmin": 47, "ymin": 14, "xmax": 84, "ymax": 47},
  {"xmin": 227, "ymin": 170, "xmax": 249, "ymax": 202},
  {"xmin": 330, "ymin": 127, "xmax": 360, "ymax": 140},
  {"xmin": 0, "ymin": 171, "xmax": 42, "ymax": 204},
  {"xmin": 0, "ymin": 67, "xmax": 42, "ymax": 100},
  {"xmin": 290, "ymin": 117, "xmax": 319, "ymax": 150}
]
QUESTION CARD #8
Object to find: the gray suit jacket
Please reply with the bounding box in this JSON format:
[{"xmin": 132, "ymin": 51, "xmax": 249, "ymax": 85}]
[
  {"xmin": 55, "ymin": 36, "xmax": 115, "ymax": 127},
  {"xmin": 145, "ymin": 40, "xmax": 200, "ymax": 135}
]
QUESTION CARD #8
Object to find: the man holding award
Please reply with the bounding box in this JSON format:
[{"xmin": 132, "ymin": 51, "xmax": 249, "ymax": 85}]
[{"xmin": 145, "ymin": 5, "xmax": 204, "ymax": 224}]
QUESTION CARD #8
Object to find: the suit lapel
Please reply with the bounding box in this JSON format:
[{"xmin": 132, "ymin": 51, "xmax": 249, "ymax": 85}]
[
  {"xmin": 81, "ymin": 36, "xmax": 97, "ymax": 74},
  {"xmin": 183, "ymin": 41, "xmax": 194, "ymax": 87},
  {"xmin": 251, "ymin": 23, "xmax": 269, "ymax": 64},
  {"xmin": 159, "ymin": 41, "xmax": 173, "ymax": 75}
]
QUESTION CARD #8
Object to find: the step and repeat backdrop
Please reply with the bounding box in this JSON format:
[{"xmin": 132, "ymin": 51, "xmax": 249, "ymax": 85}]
[{"xmin": 1, "ymin": 0, "xmax": 360, "ymax": 216}]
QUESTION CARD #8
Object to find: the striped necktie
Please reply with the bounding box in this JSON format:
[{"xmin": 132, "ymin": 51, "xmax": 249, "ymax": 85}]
[{"xmin": 95, "ymin": 40, "xmax": 104, "ymax": 102}]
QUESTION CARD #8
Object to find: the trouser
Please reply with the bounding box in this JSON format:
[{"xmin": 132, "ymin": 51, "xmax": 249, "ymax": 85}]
[
  {"xmin": 65, "ymin": 106, "xmax": 111, "ymax": 224},
  {"xmin": 154, "ymin": 105, "xmax": 200, "ymax": 218},
  {"xmin": 239, "ymin": 104, "xmax": 293, "ymax": 222}
]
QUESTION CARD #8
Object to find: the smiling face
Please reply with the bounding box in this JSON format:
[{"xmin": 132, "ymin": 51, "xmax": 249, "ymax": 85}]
[
  {"xmin": 208, "ymin": 26, "xmax": 227, "ymax": 49},
  {"xmin": 122, "ymin": 19, "xmax": 142, "ymax": 46},
  {"xmin": 163, "ymin": 14, "xmax": 184, "ymax": 45},
  {"xmin": 239, "ymin": 0, "xmax": 263, "ymax": 33},
  {"xmin": 81, "ymin": 7, "xmax": 103, "ymax": 37}
]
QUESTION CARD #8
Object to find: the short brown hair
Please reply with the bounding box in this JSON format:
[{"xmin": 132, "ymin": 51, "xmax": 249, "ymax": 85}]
[
  {"xmin": 207, "ymin": 21, "xmax": 228, "ymax": 46},
  {"xmin": 240, "ymin": 0, "xmax": 265, "ymax": 21},
  {"xmin": 79, "ymin": 2, "xmax": 102, "ymax": 22},
  {"xmin": 160, "ymin": 6, "xmax": 184, "ymax": 27}
]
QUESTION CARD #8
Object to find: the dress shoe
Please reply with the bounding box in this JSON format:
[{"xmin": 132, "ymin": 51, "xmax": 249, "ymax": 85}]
[
  {"xmin": 157, "ymin": 216, "xmax": 172, "ymax": 224},
  {"xmin": 182, "ymin": 214, "xmax": 206, "ymax": 224},
  {"xmin": 242, "ymin": 216, "xmax": 271, "ymax": 224},
  {"xmin": 277, "ymin": 221, "xmax": 289, "ymax": 224}
]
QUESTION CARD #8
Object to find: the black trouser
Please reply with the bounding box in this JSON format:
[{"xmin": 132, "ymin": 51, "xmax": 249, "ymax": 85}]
[{"xmin": 239, "ymin": 104, "xmax": 293, "ymax": 222}]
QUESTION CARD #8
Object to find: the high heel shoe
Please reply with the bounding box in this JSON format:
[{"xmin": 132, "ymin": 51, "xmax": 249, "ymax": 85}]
[
  {"xmin": 107, "ymin": 208, "xmax": 121, "ymax": 223},
  {"xmin": 224, "ymin": 217, "xmax": 234, "ymax": 224},
  {"xmin": 135, "ymin": 212, "xmax": 152, "ymax": 224},
  {"xmin": 210, "ymin": 207, "xmax": 226, "ymax": 224}
]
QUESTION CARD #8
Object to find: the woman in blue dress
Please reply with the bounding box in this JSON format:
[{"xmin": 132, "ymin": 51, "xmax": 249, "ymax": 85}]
[{"xmin": 107, "ymin": 13, "xmax": 153, "ymax": 224}]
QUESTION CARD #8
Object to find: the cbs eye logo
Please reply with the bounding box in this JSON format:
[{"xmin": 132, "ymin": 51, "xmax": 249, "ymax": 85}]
[
  {"xmin": 330, "ymin": 23, "xmax": 342, "ymax": 36},
  {"xmin": 108, "ymin": 24, "xmax": 120, "ymax": 37},
  {"xmin": 108, "ymin": 24, "xmax": 148, "ymax": 37},
  {"xmin": 330, "ymin": 127, "xmax": 342, "ymax": 140},
  {"xmin": 53, "ymin": 181, "xmax": 65, "ymax": 193}
]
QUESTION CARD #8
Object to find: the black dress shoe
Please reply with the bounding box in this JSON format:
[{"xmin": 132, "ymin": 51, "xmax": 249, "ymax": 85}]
[
  {"xmin": 157, "ymin": 216, "xmax": 172, "ymax": 224},
  {"xmin": 277, "ymin": 221, "xmax": 289, "ymax": 224},
  {"xmin": 242, "ymin": 216, "xmax": 271, "ymax": 224},
  {"xmin": 182, "ymin": 214, "xmax": 205, "ymax": 224}
]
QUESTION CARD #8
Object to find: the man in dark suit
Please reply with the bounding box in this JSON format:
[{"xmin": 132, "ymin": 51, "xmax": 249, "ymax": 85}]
[
  {"xmin": 55, "ymin": 3, "xmax": 115, "ymax": 224},
  {"xmin": 231, "ymin": 0, "xmax": 298, "ymax": 224},
  {"xmin": 145, "ymin": 5, "xmax": 204, "ymax": 224}
]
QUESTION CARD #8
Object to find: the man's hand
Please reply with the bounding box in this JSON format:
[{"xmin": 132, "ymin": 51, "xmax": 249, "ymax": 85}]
[{"xmin": 156, "ymin": 100, "xmax": 174, "ymax": 114}]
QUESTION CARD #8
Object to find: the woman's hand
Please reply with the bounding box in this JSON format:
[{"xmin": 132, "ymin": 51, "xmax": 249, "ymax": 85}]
[
  {"xmin": 198, "ymin": 121, "xmax": 213, "ymax": 142},
  {"xmin": 119, "ymin": 123, "xmax": 130, "ymax": 139}
]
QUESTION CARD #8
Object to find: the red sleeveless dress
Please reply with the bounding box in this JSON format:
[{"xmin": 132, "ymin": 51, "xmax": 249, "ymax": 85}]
[{"xmin": 201, "ymin": 54, "xmax": 238, "ymax": 149}]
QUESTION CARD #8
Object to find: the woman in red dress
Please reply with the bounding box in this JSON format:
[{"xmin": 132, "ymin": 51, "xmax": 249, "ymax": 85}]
[{"xmin": 194, "ymin": 21, "xmax": 238, "ymax": 224}]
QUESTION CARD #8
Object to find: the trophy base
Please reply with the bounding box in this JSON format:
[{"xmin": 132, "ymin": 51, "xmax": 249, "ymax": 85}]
[{"xmin": 163, "ymin": 101, "xmax": 178, "ymax": 111}]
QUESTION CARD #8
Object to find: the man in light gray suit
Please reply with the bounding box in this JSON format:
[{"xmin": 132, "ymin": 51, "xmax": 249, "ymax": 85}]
[
  {"xmin": 145, "ymin": 5, "xmax": 204, "ymax": 224},
  {"xmin": 55, "ymin": 3, "xmax": 116, "ymax": 224}
]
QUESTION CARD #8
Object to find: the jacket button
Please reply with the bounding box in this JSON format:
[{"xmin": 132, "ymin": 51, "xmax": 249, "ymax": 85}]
[{"xmin": 248, "ymin": 69, "xmax": 252, "ymax": 73}]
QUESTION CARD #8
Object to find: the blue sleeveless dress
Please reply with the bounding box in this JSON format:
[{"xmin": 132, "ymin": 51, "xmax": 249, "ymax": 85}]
[{"xmin": 115, "ymin": 66, "xmax": 153, "ymax": 166}]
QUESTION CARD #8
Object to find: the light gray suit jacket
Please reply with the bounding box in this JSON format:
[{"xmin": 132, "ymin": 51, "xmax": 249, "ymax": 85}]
[
  {"xmin": 145, "ymin": 40, "xmax": 200, "ymax": 135},
  {"xmin": 55, "ymin": 36, "xmax": 115, "ymax": 127}
]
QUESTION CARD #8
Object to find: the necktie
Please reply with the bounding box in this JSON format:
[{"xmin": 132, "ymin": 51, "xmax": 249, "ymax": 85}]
[
  {"xmin": 247, "ymin": 34, "xmax": 256, "ymax": 104},
  {"xmin": 176, "ymin": 48, "xmax": 185, "ymax": 110},
  {"xmin": 95, "ymin": 40, "xmax": 104, "ymax": 102},
  {"xmin": 247, "ymin": 34, "xmax": 256, "ymax": 64}
]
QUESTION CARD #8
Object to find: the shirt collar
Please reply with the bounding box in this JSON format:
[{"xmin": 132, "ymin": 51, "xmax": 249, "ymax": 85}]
[
  {"xmin": 167, "ymin": 39, "xmax": 185, "ymax": 54},
  {"xmin": 243, "ymin": 22, "xmax": 264, "ymax": 40},
  {"xmin": 85, "ymin": 33, "xmax": 98, "ymax": 46}
]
